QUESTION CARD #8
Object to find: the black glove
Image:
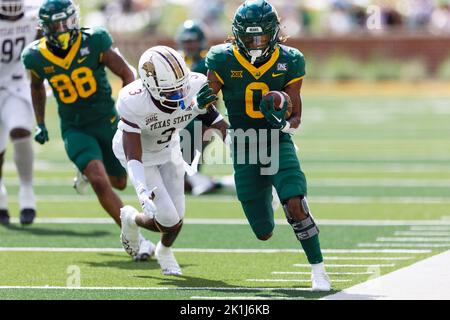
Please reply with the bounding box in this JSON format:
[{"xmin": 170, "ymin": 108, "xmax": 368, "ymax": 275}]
[{"xmin": 259, "ymin": 96, "xmax": 288, "ymax": 130}]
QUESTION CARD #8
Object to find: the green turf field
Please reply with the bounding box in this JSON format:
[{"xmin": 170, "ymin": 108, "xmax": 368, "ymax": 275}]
[{"xmin": 1, "ymin": 83, "xmax": 450, "ymax": 300}]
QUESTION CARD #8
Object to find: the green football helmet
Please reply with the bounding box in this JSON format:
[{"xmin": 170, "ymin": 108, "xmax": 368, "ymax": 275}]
[
  {"xmin": 38, "ymin": 0, "xmax": 79, "ymax": 50},
  {"xmin": 232, "ymin": 0, "xmax": 280, "ymax": 64},
  {"xmin": 175, "ymin": 20, "xmax": 207, "ymax": 58}
]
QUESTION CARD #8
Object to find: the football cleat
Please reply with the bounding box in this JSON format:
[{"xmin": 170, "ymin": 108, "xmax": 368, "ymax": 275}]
[
  {"xmin": 155, "ymin": 241, "xmax": 182, "ymax": 276},
  {"xmin": 311, "ymin": 263, "xmax": 332, "ymax": 292},
  {"xmin": 20, "ymin": 208, "xmax": 36, "ymax": 225},
  {"xmin": 73, "ymin": 169, "xmax": 89, "ymax": 195},
  {"xmin": 134, "ymin": 236, "xmax": 156, "ymax": 261},
  {"xmin": 0, "ymin": 209, "xmax": 10, "ymax": 225},
  {"xmin": 120, "ymin": 206, "xmax": 140, "ymax": 257}
]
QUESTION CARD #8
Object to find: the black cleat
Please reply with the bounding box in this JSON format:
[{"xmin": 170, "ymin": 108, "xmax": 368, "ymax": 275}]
[
  {"xmin": 20, "ymin": 208, "xmax": 36, "ymax": 225},
  {"xmin": 0, "ymin": 209, "xmax": 10, "ymax": 225}
]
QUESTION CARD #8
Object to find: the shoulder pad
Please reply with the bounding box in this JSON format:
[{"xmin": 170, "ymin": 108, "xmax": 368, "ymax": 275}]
[{"xmin": 206, "ymin": 44, "xmax": 231, "ymax": 69}]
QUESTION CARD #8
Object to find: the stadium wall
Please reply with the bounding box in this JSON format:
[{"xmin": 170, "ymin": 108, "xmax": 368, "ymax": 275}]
[{"xmin": 113, "ymin": 34, "xmax": 450, "ymax": 74}]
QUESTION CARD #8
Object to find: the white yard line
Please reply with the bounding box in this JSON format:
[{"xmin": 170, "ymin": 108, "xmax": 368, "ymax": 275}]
[
  {"xmin": 0, "ymin": 285, "xmax": 310, "ymax": 292},
  {"xmin": 294, "ymin": 264, "xmax": 395, "ymax": 268},
  {"xmin": 5, "ymin": 195, "xmax": 450, "ymax": 204},
  {"xmin": 358, "ymin": 243, "xmax": 450, "ymax": 248},
  {"xmin": 324, "ymin": 256, "xmax": 413, "ymax": 261},
  {"xmin": 394, "ymin": 231, "xmax": 450, "ymax": 236},
  {"xmin": 246, "ymin": 279, "xmax": 351, "ymax": 283},
  {"xmin": 190, "ymin": 296, "xmax": 304, "ymax": 300},
  {"xmin": 410, "ymin": 226, "xmax": 450, "ymax": 231},
  {"xmin": 272, "ymin": 272, "xmax": 374, "ymax": 275},
  {"xmin": 5, "ymin": 177, "xmax": 450, "ymax": 188},
  {"xmin": 0, "ymin": 247, "xmax": 432, "ymax": 254},
  {"xmin": 322, "ymin": 250, "xmax": 450, "ymax": 300},
  {"xmin": 9, "ymin": 217, "xmax": 450, "ymax": 226},
  {"xmin": 376, "ymin": 237, "xmax": 450, "ymax": 242}
]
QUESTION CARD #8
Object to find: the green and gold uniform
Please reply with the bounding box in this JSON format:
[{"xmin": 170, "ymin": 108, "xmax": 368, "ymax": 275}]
[
  {"xmin": 22, "ymin": 27, "xmax": 126, "ymax": 176},
  {"xmin": 206, "ymin": 43, "xmax": 307, "ymax": 237}
]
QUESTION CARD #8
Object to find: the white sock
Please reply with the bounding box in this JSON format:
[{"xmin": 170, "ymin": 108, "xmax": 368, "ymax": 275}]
[
  {"xmin": 0, "ymin": 179, "xmax": 8, "ymax": 210},
  {"xmin": 311, "ymin": 262, "xmax": 326, "ymax": 273},
  {"xmin": 156, "ymin": 241, "xmax": 171, "ymax": 253},
  {"xmin": 13, "ymin": 137, "xmax": 35, "ymax": 209}
]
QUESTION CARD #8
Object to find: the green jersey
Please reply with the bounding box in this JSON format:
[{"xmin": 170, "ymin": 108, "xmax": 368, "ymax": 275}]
[
  {"xmin": 22, "ymin": 27, "xmax": 115, "ymax": 127},
  {"xmin": 205, "ymin": 43, "xmax": 305, "ymax": 130}
]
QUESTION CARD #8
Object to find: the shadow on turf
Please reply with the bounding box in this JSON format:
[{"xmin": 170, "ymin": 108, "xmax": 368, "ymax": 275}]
[
  {"xmin": 135, "ymin": 274, "xmax": 336, "ymax": 299},
  {"xmin": 82, "ymin": 253, "xmax": 166, "ymax": 271},
  {"xmin": 3, "ymin": 224, "xmax": 110, "ymax": 238}
]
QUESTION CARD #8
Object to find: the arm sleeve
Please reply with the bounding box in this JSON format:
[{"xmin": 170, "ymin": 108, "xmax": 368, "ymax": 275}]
[{"xmin": 127, "ymin": 159, "xmax": 148, "ymax": 195}]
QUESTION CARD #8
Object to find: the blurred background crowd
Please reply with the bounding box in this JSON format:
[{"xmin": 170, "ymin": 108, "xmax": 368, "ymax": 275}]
[
  {"xmin": 81, "ymin": 0, "xmax": 450, "ymax": 36},
  {"xmin": 38, "ymin": 0, "xmax": 450, "ymax": 81}
]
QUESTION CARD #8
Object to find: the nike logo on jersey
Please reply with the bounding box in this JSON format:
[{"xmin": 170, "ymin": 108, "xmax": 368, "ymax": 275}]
[
  {"xmin": 77, "ymin": 57, "xmax": 88, "ymax": 64},
  {"xmin": 272, "ymin": 114, "xmax": 282, "ymax": 123},
  {"xmin": 110, "ymin": 115, "xmax": 117, "ymax": 124},
  {"xmin": 272, "ymin": 73, "xmax": 284, "ymax": 78}
]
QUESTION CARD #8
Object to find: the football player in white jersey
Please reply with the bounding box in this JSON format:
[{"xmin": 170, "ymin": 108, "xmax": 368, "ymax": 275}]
[
  {"xmin": 113, "ymin": 45, "xmax": 228, "ymax": 275},
  {"xmin": 0, "ymin": 0, "xmax": 39, "ymax": 225}
]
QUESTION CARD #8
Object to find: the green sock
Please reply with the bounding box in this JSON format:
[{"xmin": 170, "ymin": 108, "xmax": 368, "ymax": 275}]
[{"xmin": 300, "ymin": 234, "xmax": 323, "ymax": 264}]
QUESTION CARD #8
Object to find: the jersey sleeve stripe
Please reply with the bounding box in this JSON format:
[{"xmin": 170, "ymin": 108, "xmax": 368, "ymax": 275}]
[
  {"xmin": 284, "ymin": 76, "xmax": 304, "ymax": 88},
  {"xmin": 30, "ymin": 70, "xmax": 41, "ymax": 79},
  {"xmin": 213, "ymin": 71, "xmax": 224, "ymax": 85}
]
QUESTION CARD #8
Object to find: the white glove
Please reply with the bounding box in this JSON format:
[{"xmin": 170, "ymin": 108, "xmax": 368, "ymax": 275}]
[{"xmin": 137, "ymin": 187, "xmax": 157, "ymax": 219}]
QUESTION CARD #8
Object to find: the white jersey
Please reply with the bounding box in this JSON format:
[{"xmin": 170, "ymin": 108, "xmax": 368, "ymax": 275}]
[
  {"xmin": 113, "ymin": 72, "xmax": 221, "ymax": 166},
  {"xmin": 0, "ymin": 5, "xmax": 38, "ymax": 85}
]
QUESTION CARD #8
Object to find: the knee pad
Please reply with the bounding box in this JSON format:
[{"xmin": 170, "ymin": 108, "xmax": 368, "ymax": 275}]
[{"xmin": 283, "ymin": 197, "xmax": 319, "ymax": 241}]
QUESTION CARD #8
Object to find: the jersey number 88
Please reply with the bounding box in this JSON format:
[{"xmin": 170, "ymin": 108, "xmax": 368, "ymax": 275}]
[{"xmin": 50, "ymin": 66, "xmax": 97, "ymax": 104}]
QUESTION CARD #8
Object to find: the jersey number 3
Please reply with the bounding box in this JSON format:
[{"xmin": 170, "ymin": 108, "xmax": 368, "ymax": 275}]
[
  {"xmin": 49, "ymin": 67, "xmax": 97, "ymax": 104},
  {"xmin": 245, "ymin": 82, "xmax": 269, "ymax": 119}
]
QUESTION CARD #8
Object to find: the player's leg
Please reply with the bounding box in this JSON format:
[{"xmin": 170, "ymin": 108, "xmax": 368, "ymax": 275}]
[
  {"xmin": 159, "ymin": 158, "xmax": 186, "ymax": 246},
  {"xmin": 136, "ymin": 165, "xmax": 183, "ymax": 275},
  {"xmin": 63, "ymin": 127, "xmax": 123, "ymax": 226},
  {"xmin": 95, "ymin": 115, "xmax": 128, "ymax": 191},
  {"xmin": 234, "ymin": 163, "xmax": 274, "ymax": 240},
  {"xmin": 2, "ymin": 94, "xmax": 36, "ymax": 225},
  {"xmin": 0, "ymin": 119, "xmax": 9, "ymax": 225},
  {"xmin": 271, "ymin": 138, "xmax": 331, "ymax": 291}
]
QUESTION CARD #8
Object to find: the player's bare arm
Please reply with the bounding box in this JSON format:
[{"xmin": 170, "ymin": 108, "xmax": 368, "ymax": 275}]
[
  {"xmin": 284, "ymin": 79, "xmax": 303, "ymax": 129},
  {"xmin": 101, "ymin": 48, "xmax": 135, "ymax": 87},
  {"xmin": 122, "ymin": 119, "xmax": 142, "ymax": 162},
  {"xmin": 207, "ymin": 70, "xmax": 223, "ymax": 94},
  {"xmin": 29, "ymin": 71, "xmax": 46, "ymax": 125}
]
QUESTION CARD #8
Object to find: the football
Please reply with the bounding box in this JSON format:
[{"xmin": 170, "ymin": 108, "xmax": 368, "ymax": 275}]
[{"xmin": 262, "ymin": 91, "xmax": 293, "ymax": 119}]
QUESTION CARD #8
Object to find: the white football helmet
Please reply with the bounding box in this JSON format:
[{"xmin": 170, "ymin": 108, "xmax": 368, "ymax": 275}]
[
  {"xmin": 138, "ymin": 45, "xmax": 191, "ymax": 110},
  {"xmin": 0, "ymin": 0, "xmax": 24, "ymax": 17}
]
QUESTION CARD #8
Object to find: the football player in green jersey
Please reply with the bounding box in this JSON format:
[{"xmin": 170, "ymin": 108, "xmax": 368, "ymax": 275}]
[
  {"xmin": 205, "ymin": 0, "xmax": 331, "ymax": 291},
  {"xmin": 176, "ymin": 20, "xmax": 222, "ymax": 195},
  {"xmin": 21, "ymin": 0, "xmax": 154, "ymax": 257}
]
